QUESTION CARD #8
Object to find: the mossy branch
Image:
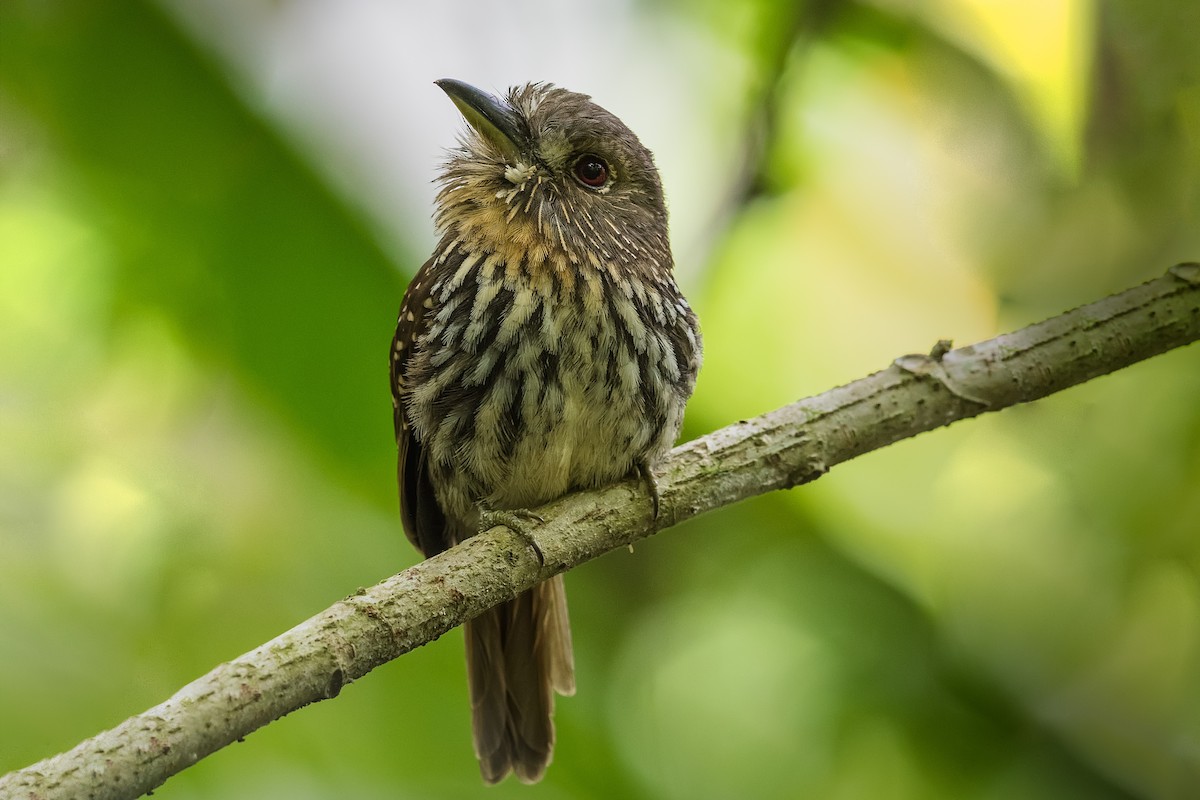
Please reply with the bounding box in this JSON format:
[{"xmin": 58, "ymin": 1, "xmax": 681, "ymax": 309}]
[{"xmin": 3, "ymin": 264, "xmax": 1199, "ymax": 800}]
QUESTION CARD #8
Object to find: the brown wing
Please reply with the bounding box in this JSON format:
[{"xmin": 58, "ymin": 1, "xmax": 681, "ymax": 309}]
[{"xmin": 391, "ymin": 257, "xmax": 449, "ymax": 557}]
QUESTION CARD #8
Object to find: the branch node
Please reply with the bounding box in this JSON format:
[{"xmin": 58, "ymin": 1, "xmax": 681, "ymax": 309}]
[
  {"xmin": 893, "ymin": 354, "xmax": 990, "ymax": 406},
  {"xmin": 928, "ymin": 339, "xmax": 953, "ymax": 360},
  {"xmin": 1169, "ymin": 261, "xmax": 1200, "ymax": 285}
]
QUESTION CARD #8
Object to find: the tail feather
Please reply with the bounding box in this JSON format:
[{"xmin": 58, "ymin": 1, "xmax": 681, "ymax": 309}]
[{"xmin": 466, "ymin": 575, "xmax": 574, "ymax": 784}]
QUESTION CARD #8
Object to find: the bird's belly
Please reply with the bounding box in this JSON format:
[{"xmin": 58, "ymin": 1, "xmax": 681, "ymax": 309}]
[{"xmin": 493, "ymin": 372, "xmax": 646, "ymax": 508}]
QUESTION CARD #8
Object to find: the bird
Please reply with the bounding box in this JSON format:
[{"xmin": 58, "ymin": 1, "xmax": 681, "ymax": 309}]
[{"xmin": 390, "ymin": 78, "xmax": 702, "ymax": 784}]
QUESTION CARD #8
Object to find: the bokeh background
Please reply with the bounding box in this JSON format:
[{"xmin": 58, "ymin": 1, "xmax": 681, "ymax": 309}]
[{"xmin": 3, "ymin": 1, "xmax": 1200, "ymax": 798}]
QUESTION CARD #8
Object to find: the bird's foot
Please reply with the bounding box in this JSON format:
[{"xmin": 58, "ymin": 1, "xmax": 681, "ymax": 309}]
[
  {"xmin": 635, "ymin": 459, "xmax": 662, "ymax": 520},
  {"xmin": 477, "ymin": 505, "xmax": 545, "ymax": 566}
]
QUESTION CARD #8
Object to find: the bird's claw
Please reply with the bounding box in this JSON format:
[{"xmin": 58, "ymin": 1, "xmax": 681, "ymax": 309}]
[
  {"xmin": 478, "ymin": 506, "xmax": 545, "ymax": 566},
  {"xmin": 636, "ymin": 460, "xmax": 662, "ymax": 520}
]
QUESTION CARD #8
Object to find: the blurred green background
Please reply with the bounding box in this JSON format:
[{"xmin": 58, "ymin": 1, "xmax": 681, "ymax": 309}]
[{"xmin": 2, "ymin": 1, "xmax": 1199, "ymax": 798}]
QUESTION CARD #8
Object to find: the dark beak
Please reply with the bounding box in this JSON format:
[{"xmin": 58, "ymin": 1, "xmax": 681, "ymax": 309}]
[{"xmin": 435, "ymin": 78, "xmax": 524, "ymax": 160}]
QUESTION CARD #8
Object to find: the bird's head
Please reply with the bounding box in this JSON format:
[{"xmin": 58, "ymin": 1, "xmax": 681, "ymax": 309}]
[{"xmin": 433, "ymin": 79, "xmax": 671, "ymax": 277}]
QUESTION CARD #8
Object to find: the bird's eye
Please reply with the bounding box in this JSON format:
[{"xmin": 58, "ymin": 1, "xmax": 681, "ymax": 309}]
[{"xmin": 572, "ymin": 154, "xmax": 609, "ymax": 188}]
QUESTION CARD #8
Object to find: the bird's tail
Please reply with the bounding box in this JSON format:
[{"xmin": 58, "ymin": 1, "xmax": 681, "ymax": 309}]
[{"xmin": 465, "ymin": 574, "xmax": 575, "ymax": 784}]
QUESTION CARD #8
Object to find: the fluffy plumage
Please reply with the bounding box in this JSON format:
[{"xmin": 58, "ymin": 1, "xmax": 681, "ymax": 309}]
[{"xmin": 390, "ymin": 81, "xmax": 701, "ymax": 783}]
